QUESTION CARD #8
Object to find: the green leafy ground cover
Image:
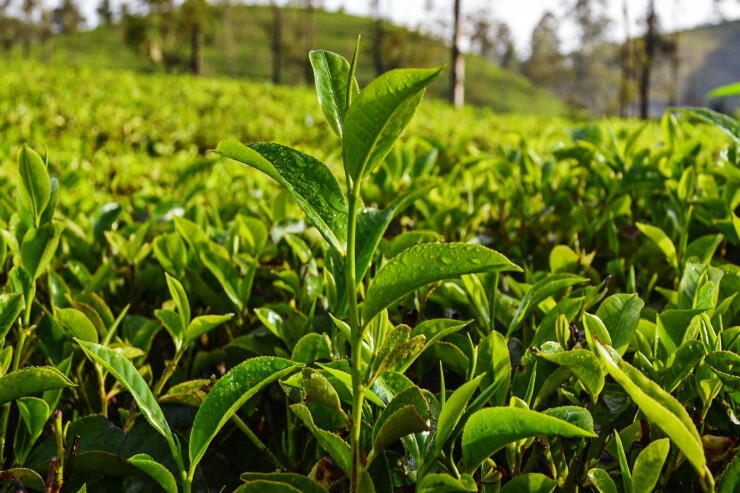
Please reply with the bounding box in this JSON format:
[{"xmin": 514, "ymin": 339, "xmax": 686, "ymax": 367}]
[{"xmin": 0, "ymin": 57, "xmax": 739, "ymax": 493}]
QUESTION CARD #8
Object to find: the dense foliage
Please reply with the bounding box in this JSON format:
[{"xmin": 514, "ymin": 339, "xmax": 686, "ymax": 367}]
[{"xmin": 0, "ymin": 55, "xmax": 738, "ymax": 493}]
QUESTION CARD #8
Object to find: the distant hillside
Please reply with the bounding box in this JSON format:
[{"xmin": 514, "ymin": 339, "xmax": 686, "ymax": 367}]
[
  {"xmin": 642, "ymin": 19, "xmax": 740, "ymax": 115},
  {"xmin": 18, "ymin": 5, "xmax": 571, "ymax": 117}
]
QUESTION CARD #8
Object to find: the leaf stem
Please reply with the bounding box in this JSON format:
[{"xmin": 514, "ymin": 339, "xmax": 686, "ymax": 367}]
[
  {"xmin": 0, "ymin": 322, "xmax": 29, "ymax": 466},
  {"xmin": 346, "ymin": 184, "xmax": 365, "ymax": 493},
  {"xmin": 231, "ymin": 414, "xmax": 286, "ymax": 470}
]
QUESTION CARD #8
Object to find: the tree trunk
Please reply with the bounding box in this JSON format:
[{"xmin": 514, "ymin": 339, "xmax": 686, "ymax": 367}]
[
  {"xmin": 190, "ymin": 20, "xmax": 202, "ymax": 74},
  {"xmin": 667, "ymin": 32, "xmax": 679, "ymax": 107},
  {"xmin": 303, "ymin": 0, "xmax": 314, "ymax": 84},
  {"xmin": 271, "ymin": 3, "xmax": 282, "ymax": 84},
  {"xmin": 639, "ymin": 0, "xmax": 657, "ymax": 119},
  {"xmin": 618, "ymin": 0, "xmax": 631, "ymax": 117},
  {"xmin": 371, "ymin": 0, "xmax": 384, "ymax": 75},
  {"xmin": 450, "ymin": 0, "xmax": 464, "ymax": 107}
]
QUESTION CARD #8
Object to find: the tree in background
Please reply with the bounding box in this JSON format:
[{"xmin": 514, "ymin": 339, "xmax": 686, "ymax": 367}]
[
  {"xmin": 618, "ymin": 0, "xmax": 635, "ymax": 117},
  {"xmin": 638, "ymin": 0, "xmax": 658, "ymax": 119},
  {"xmin": 97, "ymin": 0, "xmax": 113, "ymax": 26},
  {"xmin": 469, "ymin": 7, "xmax": 517, "ymax": 70},
  {"xmin": 450, "ymin": 0, "xmax": 464, "ymax": 107},
  {"xmin": 524, "ymin": 11, "xmax": 570, "ymax": 93},
  {"xmin": 53, "ymin": 0, "xmax": 85, "ymax": 34},
  {"xmin": 270, "ymin": 0, "xmax": 282, "ymax": 84},
  {"xmin": 569, "ymin": 0, "xmax": 613, "ymax": 113},
  {"xmin": 370, "ymin": 0, "xmax": 384, "ymax": 75}
]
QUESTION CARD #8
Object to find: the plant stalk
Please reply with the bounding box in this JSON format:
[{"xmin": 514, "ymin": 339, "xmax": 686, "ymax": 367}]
[
  {"xmin": 345, "ymin": 184, "xmax": 365, "ymax": 493},
  {"xmin": 231, "ymin": 414, "xmax": 286, "ymax": 470},
  {"xmin": 0, "ymin": 323, "xmax": 29, "ymax": 466}
]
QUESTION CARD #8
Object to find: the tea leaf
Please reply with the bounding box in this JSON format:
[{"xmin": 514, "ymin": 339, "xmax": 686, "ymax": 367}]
[
  {"xmin": 290, "ymin": 403, "xmax": 352, "ymax": 475},
  {"xmin": 538, "ymin": 349, "xmax": 605, "ymax": 403},
  {"xmin": 508, "ymin": 273, "xmax": 588, "ymax": 336},
  {"xmin": 596, "ymin": 293, "xmax": 644, "ymax": 355},
  {"xmin": 417, "ymin": 473, "xmax": 477, "ymax": 493},
  {"xmin": 632, "ymin": 438, "xmax": 670, "ymax": 493},
  {"xmin": 462, "ymin": 406, "xmax": 596, "ymax": 469},
  {"xmin": 636, "ymin": 223, "xmax": 678, "ymax": 270},
  {"xmin": 342, "ymin": 66, "xmax": 443, "ymax": 183},
  {"xmin": 75, "ymin": 340, "xmax": 174, "ymax": 446},
  {"xmin": 0, "ymin": 293, "xmax": 24, "ymax": 343},
  {"xmin": 165, "ymin": 273, "xmax": 190, "ymax": 334},
  {"xmin": 216, "ymin": 141, "xmax": 347, "ymax": 251},
  {"xmin": 20, "ymin": 221, "xmax": 64, "ymax": 280},
  {"xmin": 371, "ymin": 386, "xmax": 428, "ymax": 460},
  {"xmin": 235, "ymin": 480, "xmax": 301, "ymax": 493},
  {"xmin": 128, "ymin": 453, "xmax": 178, "ymax": 493},
  {"xmin": 17, "ymin": 145, "xmax": 51, "ymax": 224},
  {"xmin": 190, "ymin": 357, "xmax": 302, "ymax": 472},
  {"xmin": 431, "ymin": 374, "xmax": 485, "ymax": 456},
  {"xmin": 0, "ymin": 367, "xmax": 75, "ymax": 406},
  {"xmin": 363, "ymin": 242, "xmax": 520, "ymax": 325},
  {"xmin": 185, "ymin": 314, "xmax": 233, "ymax": 345},
  {"xmin": 309, "ymin": 49, "xmax": 357, "ymax": 138},
  {"xmin": 499, "ymin": 473, "xmax": 558, "ymax": 493},
  {"xmin": 240, "ymin": 473, "xmax": 328, "ymax": 493},
  {"xmin": 587, "ymin": 468, "xmax": 618, "ymax": 493},
  {"xmin": 56, "ymin": 308, "xmax": 99, "ymax": 344},
  {"xmin": 595, "ymin": 341, "xmax": 707, "ymax": 476}
]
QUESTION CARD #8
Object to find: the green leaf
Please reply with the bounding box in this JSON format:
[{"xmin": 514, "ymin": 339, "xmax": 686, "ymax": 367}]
[
  {"xmin": 662, "ymin": 340, "xmax": 705, "ymax": 391},
  {"xmin": 153, "ymin": 233, "xmax": 188, "ymax": 277},
  {"xmin": 595, "ymin": 341, "xmax": 707, "ymax": 477},
  {"xmin": 632, "ymin": 438, "xmax": 670, "ymax": 493},
  {"xmin": 290, "ymin": 403, "xmax": 352, "ymax": 475},
  {"xmin": 189, "ymin": 357, "xmax": 302, "ymax": 472},
  {"xmin": 75, "ymin": 340, "xmax": 174, "ymax": 446},
  {"xmin": 596, "ymin": 293, "xmax": 644, "ymax": 355},
  {"xmin": 636, "ymin": 222, "xmax": 678, "ymax": 270},
  {"xmin": 199, "ymin": 248, "xmax": 245, "ymax": 310},
  {"xmin": 371, "ymin": 386, "xmax": 428, "ymax": 461},
  {"xmin": 20, "ymin": 221, "xmax": 64, "ymax": 280},
  {"xmin": 342, "ymin": 66, "xmax": 443, "ymax": 183},
  {"xmin": 0, "ymin": 467, "xmax": 45, "ymax": 491},
  {"xmin": 17, "ymin": 145, "xmax": 51, "ymax": 223},
  {"xmin": 309, "ymin": 49, "xmax": 357, "ymax": 138},
  {"xmin": 679, "ymin": 107, "xmax": 740, "ymax": 143},
  {"xmin": 587, "ymin": 468, "xmax": 618, "ymax": 493},
  {"xmin": 165, "ymin": 273, "xmax": 190, "ymax": 335},
  {"xmin": 155, "ymin": 309, "xmax": 184, "ymax": 346},
  {"xmin": 185, "ymin": 314, "xmax": 233, "ymax": 345},
  {"xmin": 707, "ymin": 81, "xmax": 740, "ymax": 99},
  {"xmin": 0, "ymin": 293, "xmax": 24, "ymax": 343},
  {"xmin": 291, "ymin": 333, "xmax": 333, "ymax": 364},
  {"xmin": 373, "ymin": 335, "xmax": 426, "ymax": 379},
  {"xmin": 15, "ymin": 396, "xmax": 50, "ymax": 461},
  {"xmin": 462, "ymin": 406, "xmax": 596, "ymax": 469},
  {"xmin": 356, "ymin": 182, "xmax": 437, "ymax": 282},
  {"xmin": 718, "ymin": 456, "xmax": 740, "ymax": 493},
  {"xmin": 538, "ymin": 349, "xmax": 604, "ymax": 403},
  {"xmin": 705, "ymin": 351, "xmax": 740, "ymax": 387},
  {"xmin": 240, "ymin": 473, "xmax": 328, "ymax": 493},
  {"xmin": 235, "ymin": 480, "xmax": 301, "ymax": 493},
  {"xmin": 128, "ymin": 453, "xmax": 178, "ymax": 493},
  {"xmin": 508, "ymin": 273, "xmax": 587, "ymax": 336},
  {"xmin": 56, "ymin": 307, "xmax": 99, "ymax": 343},
  {"xmin": 417, "ymin": 473, "xmax": 477, "ymax": 493},
  {"xmin": 432, "ymin": 374, "xmax": 485, "ymax": 456},
  {"xmin": 216, "ymin": 141, "xmax": 347, "ymax": 251},
  {"xmin": 363, "ymin": 242, "xmax": 520, "ymax": 325},
  {"xmin": 0, "ymin": 367, "xmax": 74, "ymax": 406},
  {"xmin": 499, "ymin": 473, "xmax": 558, "ymax": 493}
]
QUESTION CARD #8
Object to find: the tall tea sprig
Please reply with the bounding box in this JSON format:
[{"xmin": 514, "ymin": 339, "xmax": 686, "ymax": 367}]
[{"xmin": 216, "ymin": 42, "xmax": 521, "ymax": 492}]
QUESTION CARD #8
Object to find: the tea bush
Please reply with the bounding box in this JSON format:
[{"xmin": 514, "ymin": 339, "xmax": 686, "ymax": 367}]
[{"xmin": 0, "ymin": 53, "xmax": 738, "ymax": 492}]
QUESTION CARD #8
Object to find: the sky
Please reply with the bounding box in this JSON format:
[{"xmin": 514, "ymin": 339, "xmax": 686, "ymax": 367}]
[{"xmin": 76, "ymin": 0, "xmax": 740, "ymax": 54}]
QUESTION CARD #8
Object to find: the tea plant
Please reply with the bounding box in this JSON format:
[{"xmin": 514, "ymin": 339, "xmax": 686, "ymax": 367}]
[{"xmin": 1, "ymin": 49, "xmax": 739, "ymax": 493}]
